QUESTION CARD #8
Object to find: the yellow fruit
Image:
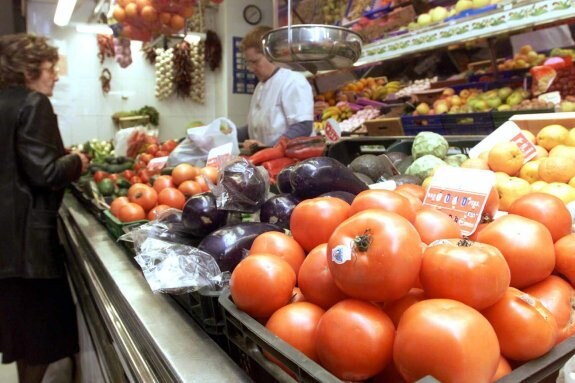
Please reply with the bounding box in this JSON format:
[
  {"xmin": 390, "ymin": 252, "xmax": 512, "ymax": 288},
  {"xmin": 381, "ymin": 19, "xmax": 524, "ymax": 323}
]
[
  {"xmin": 536, "ymin": 124, "xmax": 569, "ymax": 151},
  {"xmin": 531, "ymin": 180, "xmax": 548, "ymax": 193},
  {"xmin": 538, "ymin": 156, "xmax": 575, "ymax": 183},
  {"xmin": 569, "ymin": 177, "xmax": 575, "ymax": 189},
  {"xmin": 564, "ymin": 128, "xmax": 575, "ymax": 147},
  {"xmin": 478, "ymin": 151, "xmax": 489, "ymax": 161},
  {"xmin": 541, "ymin": 182, "xmax": 575, "ymax": 204},
  {"xmin": 422, "ymin": 175, "xmax": 434, "ymax": 190},
  {"xmin": 522, "ymin": 129, "xmax": 536, "ymax": 144},
  {"xmin": 460, "ymin": 157, "xmax": 489, "ymax": 170},
  {"xmin": 496, "ymin": 176, "xmax": 531, "ymax": 211},
  {"xmin": 549, "ymin": 145, "xmax": 575, "ymax": 161},
  {"xmin": 495, "ymin": 171, "xmax": 510, "ymax": 184},
  {"xmin": 488, "ymin": 141, "xmax": 525, "ymax": 176},
  {"xmin": 534, "ymin": 145, "xmax": 549, "ymax": 160},
  {"xmin": 519, "ymin": 159, "xmax": 542, "ymax": 183}
]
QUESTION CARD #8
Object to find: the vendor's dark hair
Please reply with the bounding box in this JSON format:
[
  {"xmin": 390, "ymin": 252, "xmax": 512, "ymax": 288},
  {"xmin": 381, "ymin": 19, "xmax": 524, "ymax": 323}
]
[
  {"xmin": 240, "ymin": 25, "xmax": 273, "ymax": 54},
  {"xmin": 0, "ymin": 33, "xmax": 59, "ymax": 89}
]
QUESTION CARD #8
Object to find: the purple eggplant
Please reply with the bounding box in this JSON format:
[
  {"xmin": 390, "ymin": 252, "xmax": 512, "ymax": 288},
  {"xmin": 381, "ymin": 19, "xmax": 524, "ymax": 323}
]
[
  {"xmin": 182, "ymin": 192, "xmax": 228, "ymax": 237},
  {"xmin": 289, "ymin": 157, "xmax": 369, "ymax": 199},
  {"xmin": 198, "ymin": 222, "xmax": 282, "ymax": 272},
  {"xmin": 319, "ymin": 191, "xmax": 356, "ymax": 204},
  {"xmin": 276, "ymin": 165, "xmax": 295, "ymax": 194},
  {"xmin": 259, "ymin": 194, "xmax": 301, "ymax": 230},
  {"xmin": 216, "ymin": 159, "xmax": 267, "ymax": 213}
]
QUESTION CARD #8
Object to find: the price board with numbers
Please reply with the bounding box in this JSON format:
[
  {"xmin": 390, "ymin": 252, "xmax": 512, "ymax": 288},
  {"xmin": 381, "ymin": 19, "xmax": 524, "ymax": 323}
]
[
  {"xmin": 423, "ymin": 167, "xmax": 495, "ymax": 236},
  {"xmin": 232, "ymin": 37, "xmax": 258, "ymax": 95}
]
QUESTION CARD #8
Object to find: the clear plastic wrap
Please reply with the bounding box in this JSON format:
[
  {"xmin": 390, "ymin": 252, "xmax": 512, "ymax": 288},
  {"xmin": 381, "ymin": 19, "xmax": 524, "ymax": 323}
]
[
  {"xmin": 119, "ymin": 210, "xmax": 229, "ymax": 294},
  {"xmin": 211, "ymin": 157, "xmax": 270, "ymax": 213}
]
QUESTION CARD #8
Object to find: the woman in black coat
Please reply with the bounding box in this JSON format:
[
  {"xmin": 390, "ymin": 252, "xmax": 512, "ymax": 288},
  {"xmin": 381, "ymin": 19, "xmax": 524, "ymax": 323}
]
[{"xmin": 0, "ymin": 34, "xmax": 89, "ymax": 383}]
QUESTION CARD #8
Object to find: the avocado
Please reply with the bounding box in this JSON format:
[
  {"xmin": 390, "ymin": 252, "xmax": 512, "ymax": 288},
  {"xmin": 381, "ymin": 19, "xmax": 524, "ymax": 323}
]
[
  {"xmin": 391, "ymin": 174, "xmax": 423, "ymax": 186},
  {"xmin": 353, "ymin": 172, "xmax": 374, "ymax": 185},
  {"xmin": 97, "ymin": 178, "xmax": 115, "ymax": 197},
  {"xmin": 383, "ymin": 151, "xmax": 408, "ymax": 167},
  {"xmin": 396, "ymin": 156, "xmax": 414, "ymax": 174},
  {"xmin": 349, "ymin": 154, "xmax": 391, "ymax": 181}
]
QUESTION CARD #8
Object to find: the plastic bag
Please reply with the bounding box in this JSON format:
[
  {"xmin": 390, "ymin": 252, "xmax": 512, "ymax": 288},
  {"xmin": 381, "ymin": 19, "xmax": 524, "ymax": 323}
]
[
  {"xmin": 167, "ymin": 117, "xmax": 240, "ymax": 167},
  {"xmin": 114, "ymin": 126, "xmax": 158, "ymax": 158},
  {"xmin": 119, "ymin": 210, "xmax": 229, "ymax": 294},
  {"xmin": 211, "ymin": 157, "xmax": 270, "ymax": 213}
]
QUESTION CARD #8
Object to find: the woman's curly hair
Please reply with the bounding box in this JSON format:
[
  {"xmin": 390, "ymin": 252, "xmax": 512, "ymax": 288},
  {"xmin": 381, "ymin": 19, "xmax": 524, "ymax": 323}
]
[
  {"xmin": 0, "ymin": 34, "xmax": 59, "ymax": 89},
  {"xmin": 240, "ymin": 25, "xmax": 273, "ymax": 54}
]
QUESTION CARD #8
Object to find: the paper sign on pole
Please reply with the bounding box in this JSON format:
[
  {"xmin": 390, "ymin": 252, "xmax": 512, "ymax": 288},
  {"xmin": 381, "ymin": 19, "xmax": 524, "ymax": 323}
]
[
  {"xmin": 206, "ymin": 142, "xmax": 233, "ymax": 169},
  {"xmin": 468, "ymin": 120, "xmax": 537, "ymax": 162},
  {"xmin": 423, "ymin": 167, "xmax": 495, "ymax": 236}
]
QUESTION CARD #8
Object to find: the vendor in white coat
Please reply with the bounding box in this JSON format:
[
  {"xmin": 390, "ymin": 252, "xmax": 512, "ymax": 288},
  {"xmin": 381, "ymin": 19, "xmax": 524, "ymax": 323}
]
[{"xmin": 240, "ymin": 26, "xmax": 314, "ymax": 148}]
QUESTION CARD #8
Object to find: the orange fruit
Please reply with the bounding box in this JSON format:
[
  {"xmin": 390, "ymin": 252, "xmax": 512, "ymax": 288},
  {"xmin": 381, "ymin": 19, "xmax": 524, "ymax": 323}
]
[
  {"xmin": 135, "ymin": 0, "xmax": 151, "ymax": 11},
  {"xmin": 478, "ymin": 151, "xmax": 489, "ymax": 161},
  {"xmin": 170, "ymin": 14, "xmax": 186, "ymax": 31},
  {"xmin": 460, "ymin": 157, "xmax": 489, "ymax": 170},
  {"xmin": 124, "ymin": 3, "xmax": 138, "ymax": 18},
  {"xmin": 518, "ymin": 159, "xmax": 542, "ymax": 184},
  {"xmin": 488, "ymin": 141, "xmax": 524, "ymax": 176},
  {"xmin": 180, "ymin": 6, "xmax": 194, "ymax": 18},
  {"xmin": 549, "ymin": 145, "xmax": 575, "ymax": 161},
  {"xmin": 564, "ymin": 128, "xmax": 575, "ymax": 146},
  {"xmin": 495, "ymin": 176, "xmax": 531, "ymax": 211},
  {"xmin": 538, "ymin": 156, "xmax": 575, "ymax": 183},
  {"xmin": 541, "ymin": 182, "xmax": 575, "ymax": 204},
  {"xmin": 522, "ymin": 130, "xmax": 536, "ymax": 144},
  {"xmin": 536, "ymin": 124, "xmax": 569, "ymax": 151},
  {"xmin": 113, "ymin": 5, "xmax": 126, "ymax": 22},
  {"xmin": 531, "ymin": 180, "xmax": 548, "ymax": 193},
  {"xmin": 534, "ymin": 145, "xmax": 548, "ymax": 160},
  {"xmin": 141, "ymin": 5, "xmax": 158, "ymax": 22},
  {"xmin": 159, "ymin": 12, "xmax": 172, "ymax": 25}
]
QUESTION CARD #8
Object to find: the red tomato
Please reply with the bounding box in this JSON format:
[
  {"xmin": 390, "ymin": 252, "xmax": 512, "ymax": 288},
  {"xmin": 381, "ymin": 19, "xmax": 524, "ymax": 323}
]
[
  {"xmin": 394, "ymin": 299, "xmax": 500, "ymax": 383},
  {"xmin": 524, "ymin": 275, "xmax": 575, "ymax": 344},
  {"xmin": 147, "ymin": 204, "xmax": 172, "ymax": 221},
  {"xmin": 420, "ymin": 239, "xmax": 510, "ymax": 310},
  {"xmin": 230, "ymin": 254, "xmax": 296, "ymax": 319},
  {"xmin": 107, "ymin": 173, "xmax": 120, "ymax": 183},
  {"xmin": 128, "ymin": 184, "xmax": 158, "ymax": 212},
  {"xmin": 477, "ymin": 214, "xmax": 555, "ymax": 288},
  {"xmin": 137, "ymin": 169, "xmax": 151, "ymax": 184},
  {"xmin": 508, "ymin": 192, "xmax": 572, "ymax": 242},
  {"xmin": 484, "ymin": 186, "xmax": 500, "ymax": 220},
  {"xmin": 482, "ymin": 287, "xmax": 558, "ymax": 361},
  {"xmin": 110, "ymin": 196, "xmax": 130, "ymax": 218},
  {"xmin": 265, "ymin": 302, "xmax": 325, "ymax": 364},
  {"xmin": 395, "ymin": 183, "xmax": 426, "ymax": 202},
  {"xmin": 194, "ymin": 175, "xmax": 210, "ymax": 192},
  {"xmin": 160, "ymin": 139, "xmax": 178, "ymax": 153},
  {"xmin": 554, "ymin": 234, "xmax": 575, "ymax": 286},
  {"xmin": 93, "ymin": 170, "xmax": 109, "ymax": 183},
  {"xmin": 145, "ymin": 143, "xmax": 159, "ymax": 155},
  {"xmin": 315, "ymin": 299, "xmax": 395, "ymax": 381},
  {"xmin": 382, "ymin": 288, "xmax": 426, "ymax": 327},
  {"xmin": 139, "ymin": 153, "xmax": 153, "ymax": 164},
  {"xmin": 394, "ymin": 188, "xmax": 422, "ymax": 212},
  {"xmin": 178, "ymin": 180, "xmax": 202, "ymax": 198},
  {"xmin": 249, "ymin": 231, "xmax": 305, "ymax": 275},
  {"xmin": 349, "ymin": 189, "xmax": 416, "ymax": 222},
  {"xmin": 492, "ymin": 355, "xmax": 512, "ymax": 381},
  {"xmin": 122, "ymin": 169, "xmax": 135, "ymax": 180},
  {"xmin": 412, "ymin": 207, "xmax": 462, "ymax": 245},
  {"xmin": 157, "ymin": 187, "xmax": 186, "ymax": 210},
  {"xmin": 297, "ymin": 244, "xmax": 348, "ymax": 310},
  {"xmin": 327, "ymin": 209, "xmax": 423, "ymax": 303},
  {"xmin": 118, "ymin": 202, "xmax": 146, "ymax": 222},
  {"xmin": 129, "ymin": 175, "xmax": 142, "ymax": 185},
  {"xmin": 290, "ymin": 197, "xmax": 350, "ymax": 252},
  {"xmin": 289, "ymin": 287, "xmax": 306, "ymax": 304},
  {"xmin": 468, "ymin": 222, "xmax": 488, "ymax": 241},
  {"xmin": 199, "ymin": 166, "xmax": 219, "ymax": 185},
  {"xmin": 152, "ymin": 175, "xmax": 175, "ymax": 193},
  {"xmin": 155, "ymin": 150, "xmax": 169, "ymax": 157},
  {"xmin": 171, "ymin": 163, "xmax": 199, "ymax": 186}
]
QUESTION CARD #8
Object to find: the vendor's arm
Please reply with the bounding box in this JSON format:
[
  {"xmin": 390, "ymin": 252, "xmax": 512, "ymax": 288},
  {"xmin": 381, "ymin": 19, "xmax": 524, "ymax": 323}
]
[{"xmin": 280, "ymin": 73, "xmax": 314, "ymax": 139}]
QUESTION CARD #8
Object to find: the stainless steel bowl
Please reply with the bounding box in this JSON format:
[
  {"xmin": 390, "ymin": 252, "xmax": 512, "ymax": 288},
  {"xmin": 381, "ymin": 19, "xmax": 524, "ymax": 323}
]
[{"xmin": 262, "ymin": 25, "xmax": 363, "ymax": 74}]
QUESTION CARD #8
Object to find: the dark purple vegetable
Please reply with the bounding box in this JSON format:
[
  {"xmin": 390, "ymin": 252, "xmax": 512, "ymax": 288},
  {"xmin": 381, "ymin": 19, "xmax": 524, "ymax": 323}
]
[
  {"xmin": 150, "ymin": 230, "xmax": 201, "ymax": 247},
  {"xmin": 198, "ymin": 222, "xmax": 282, "ymax": 272},
  {"xmin": 276, "ymin": 165, "xmax": 295, "ymax": 194},
  {"xmin": 215, "ymin": 159, "xmax": 267, "ymax": 213},
  {"xmin": 259, "ymin": 194, "xmax": 301, "ymax": 230},
  {"xmin": 182, "ymin": 192, "xmax": 228, "ymax": 237},
  {"xmin": 289, "ymin": 157, "xmax": 369, "ymax": 199},
  {"xmin": 319, "ymin": 191, "xmax": 356, "ymax": 204}
]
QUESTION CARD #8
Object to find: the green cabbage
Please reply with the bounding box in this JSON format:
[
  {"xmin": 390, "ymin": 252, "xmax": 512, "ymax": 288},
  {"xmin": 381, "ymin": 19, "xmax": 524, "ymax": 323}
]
[
  {"xmin": 405, "ymin": 155, "xmax": 446, "ymax": 179},
  {"xmin": 411, "ymin": 132, "xmax": 449, "ymax": 160}
]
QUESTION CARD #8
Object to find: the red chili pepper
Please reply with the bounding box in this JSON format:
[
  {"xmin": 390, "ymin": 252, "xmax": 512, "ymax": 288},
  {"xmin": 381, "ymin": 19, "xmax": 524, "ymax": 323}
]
[
  {"xmin": 285, "ymin": 136, "xmax": 326, "ymax": 160},
  {"xmin": 262, "ymin": 157, "xmax": 296, "ymax": 179},
  {"xmin": 248, "ymin": 146, "xmax": 285, "ymax": 165}
]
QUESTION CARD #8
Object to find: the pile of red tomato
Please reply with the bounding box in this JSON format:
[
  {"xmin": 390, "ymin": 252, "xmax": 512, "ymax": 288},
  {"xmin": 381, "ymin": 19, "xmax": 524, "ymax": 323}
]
[{"xmin": 229, "ymin": 186, "xmax": 575, "ymax": 382}]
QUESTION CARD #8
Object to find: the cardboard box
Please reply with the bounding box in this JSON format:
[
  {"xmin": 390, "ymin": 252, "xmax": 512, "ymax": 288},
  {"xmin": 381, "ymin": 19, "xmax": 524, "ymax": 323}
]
[
  {"xmin": 364, "ymin": 117, "xmax": 404, "ymax": 136},
  {"xmin": 509, "ymin": 112, "xmax": 575, "ymax": 135}
]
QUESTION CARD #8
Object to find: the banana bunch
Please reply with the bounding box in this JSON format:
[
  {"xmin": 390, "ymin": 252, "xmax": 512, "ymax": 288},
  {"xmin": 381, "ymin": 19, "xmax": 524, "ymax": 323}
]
[
  {"xmin": 371, "ymin": 81, "xmax": 402, "ymax": 101},
  {"xmin": 321, "ymin": 104, "xmax": 354, "ymax": 122}
]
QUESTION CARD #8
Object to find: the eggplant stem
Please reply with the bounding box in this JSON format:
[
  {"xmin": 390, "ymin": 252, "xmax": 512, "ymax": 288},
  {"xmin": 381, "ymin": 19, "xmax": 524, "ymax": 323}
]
[{"xmin": 353, "ymin": 229, "xmax": 372, "ymax": 252}]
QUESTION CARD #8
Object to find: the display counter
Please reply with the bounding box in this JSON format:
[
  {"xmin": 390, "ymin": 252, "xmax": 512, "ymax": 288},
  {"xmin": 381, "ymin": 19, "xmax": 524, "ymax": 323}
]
[{"xmin": 58, "ymin": 193, "xmax": 252, "ymax": 383}]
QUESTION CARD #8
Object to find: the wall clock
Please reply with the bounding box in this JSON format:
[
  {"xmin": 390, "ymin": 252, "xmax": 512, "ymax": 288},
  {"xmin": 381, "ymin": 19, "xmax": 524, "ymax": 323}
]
[{"xmin": 243, "ymin": 4, "xmax": 262, "ymax": 25}]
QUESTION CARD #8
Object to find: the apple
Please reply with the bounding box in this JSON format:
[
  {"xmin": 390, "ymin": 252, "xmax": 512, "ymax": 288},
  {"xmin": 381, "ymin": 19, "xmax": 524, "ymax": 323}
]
[
  {"xmin": 417, "ymin": 14, "xmax": 432, "ymax": 26},
  {"xmin": 416, "ymin": 102, "xmax": 431, "ymax": 115},
  {"xmin": 429, "ymin": 6, "xmax": 448, "ymax": 23}
]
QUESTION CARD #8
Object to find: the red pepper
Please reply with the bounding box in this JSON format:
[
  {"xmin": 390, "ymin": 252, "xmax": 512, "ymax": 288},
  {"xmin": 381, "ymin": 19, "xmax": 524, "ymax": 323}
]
[
  {"xmin": 286, "ymin": 136, "xmax": 326, "ymax": 148},
  {"xmin": 285, "ymin": 136, "xmax": 326, "ymax": 160},
  {"xmin": 248, "ymin": 136, "xmax": 289, "ymax": 165},
  {"xmin": 262, "ymin": 157, "xmax": 296, "ymax": 179}
]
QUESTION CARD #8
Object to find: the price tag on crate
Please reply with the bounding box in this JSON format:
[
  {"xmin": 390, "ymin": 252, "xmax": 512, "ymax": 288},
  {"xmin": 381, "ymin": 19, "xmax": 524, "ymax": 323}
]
[
  {"xmin": 468, "ymin": 121, "xmax": 537, "ymax": 163},
  {"xmin": 423, "ymin": 167, "xmax": 495, "ymax": 236},
  {"xmin": 206, "ymin": 142, "xmax": 233, "ymax": 169},
  {"xmin": 325, "ymin": 118, "xmax": 342, "ymax": 143}
]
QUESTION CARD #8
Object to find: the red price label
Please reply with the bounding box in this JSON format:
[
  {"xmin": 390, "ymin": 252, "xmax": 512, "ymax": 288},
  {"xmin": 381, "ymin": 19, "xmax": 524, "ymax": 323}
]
[
  {"xmin": 324, "ymin": 118, "xmax": 341, "ymax": 142},
  {"xmin": 511, "ymin": 132, "xmax": 537, "ymax": 162}
]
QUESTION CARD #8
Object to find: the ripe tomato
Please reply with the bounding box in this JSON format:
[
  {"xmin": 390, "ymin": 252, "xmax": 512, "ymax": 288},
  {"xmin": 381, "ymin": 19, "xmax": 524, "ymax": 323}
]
[
  {"xmin": 147, "ymin": 204, "xmax": 172, "ymax": 221},
  {"xmin": 507, "ymin": 192, "xmax": 572, "ymax": 242},
  {"xmin": 327, "ymin": 209, "xmax": 422, "ymax": 303},
  {"xmin": 394, "ymin": 188, "xmax": 422, "ymax": 212},
  {"xmin": 171, "ymin": 163, "xmax": 199, "ymax": 186},
  {"xmin": 155, "ymin": 150, "xmax": 169, "ymax": 157},
  {"xmin": 290, "ymin": 197, "xmax": 350, "ymax": 252},
  {"xmin": 93, "ymin": 170, "xmax": 109, "ymax": 183},
  {"xmin": 554, "ymin": 234, "xmax": 575, "ymax": 286},
  {"xmin": 492, "ymin": 355, "xmax": 512, "ymax": 381},
  {"xmin": 118, "ymin": 202, "xmax": 146, "ymax": 222},
  {"xmin": 157, "ymin": 187, "xmax": 186, "ymax": 210},
  {"xmin": 482, "ymin": 287, "xmax": 558, "ymax": 361},
  {"xmin": 395, "ymin": 183, "xmax": 426, "ymax": 202},
  {"xmin": 139, "ymin": 153, "xmax": 153, "ymax": 164},
  {"xmin": 178, "ymin": 180, "xmax": 202, "ymax": 199},
  {"xmin": 524, "ymin": 275, "xmax": 575, "ymax": 344},
  {"xmin": 468, "ymin": 222, "xmax": 488, "ymax": 241},
  {"xmin": 477, "ymin": 214, "xmax": 555, "ymax": 288},
  {"xmin": 249, "ymin": 231, "xmax": 305, "ymax": 275},
  {"xmin": 152, "ymin": 175, "xmax": 175, "ymax": 193},
  {"xmin": 265, "ymin": 302, "xmax": 325, "ymax": 364},
  {"xmin": 137, "ymin": 169, "xmax": 151, "ymax": 184},
  {"xmin": 230, "ymin": 254, "xmax": 296, "ymax": 319},
  {"xmin": 160, "ymin": 139, "xmax": 178, "ymax": 153},
  {"xmin": 420, "ymin": 239, "xmax": 510, "ymax": 310},
  {"xmin": 194, "ymin": 175, "xmax": 210, "ymax": 192},
  {"xmin": 289, "ymin": 287, "xmax": 306, "ymax": 304},
  {"xmin": 382, "ymin": 288, "xmax": 426, "ymax": 327},
  {"xmin": 129, "ymin": 175, "xmax": 142, "ymax": 185},
  {"xmin": 413, "ymin": 207, "xmax": 461, "ymax": 245},
  {"xmin": 394, "ymin": 299, "xmax": 500, "ymax": 383},
  {"xmin": 110, "ymin": 196, "xmax": 130, "ymax": 218},
  {"xmin": 199, "ymin": 166, "xmax": 219, "ymax": 185},
  {"xmin": 315, "ymin": 299, "xmax": 395, "ymax": 381},
  {"xmin": 122, "ymin": 169, "xmax": 135, "ymax": 180},
  {"xmin": 145, "ymin": 143, "xmax": 159, "ymax": 155},
  {"xmin": 297, "ymin": 244, "xmax": 348, "ymax": 310},
  {"xmin": 128, "ymin": 184, "xmax": 158, "ymax": 212},
  {"xmin": 349, "ymin": 189, "xmax": 416, "ymax": 222}
]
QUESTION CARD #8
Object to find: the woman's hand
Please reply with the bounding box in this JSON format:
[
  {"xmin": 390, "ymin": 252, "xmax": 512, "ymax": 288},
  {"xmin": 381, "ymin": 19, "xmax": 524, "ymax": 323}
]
[
  {"xmin": 242, "ymin": 139, "xmax": 264, "ymax": 149},
  {"xmin": 75, "ymin": 152, "xmax": 90, "ymax": 174}
]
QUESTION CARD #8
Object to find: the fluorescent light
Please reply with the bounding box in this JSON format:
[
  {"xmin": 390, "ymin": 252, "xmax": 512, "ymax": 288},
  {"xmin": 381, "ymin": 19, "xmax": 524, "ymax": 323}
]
[
  {"xmin": 54, "ymin": 0, "xmax": 78, "ymax": 27},
  {"xmin": 75, "ymin": 23, "xmax": 113, "ymax": 35}
]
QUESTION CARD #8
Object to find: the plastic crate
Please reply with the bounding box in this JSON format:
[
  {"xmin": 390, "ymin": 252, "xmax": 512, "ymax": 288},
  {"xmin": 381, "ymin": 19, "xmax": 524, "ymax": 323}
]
[
  {"xmin": 387, "ymin": 135, "xmax": 486, "ymax": 156},
  {"xmin": 401, "ymin": 112, "xmax": 495, "ymax": 136},
  {"xmin": 171, "ymin": 287, "xmax": 225, "ymax": 335},
  {"xmin": 102, "ymin": 209, "xmax": 147, "ymax": 240},
  {"xmin": 327, "ymin": 136, "xmax": 402, "ymax": 165},
  {"xmin": 491, "ymin": 108, "xmax": 555, "ymax": 129}
]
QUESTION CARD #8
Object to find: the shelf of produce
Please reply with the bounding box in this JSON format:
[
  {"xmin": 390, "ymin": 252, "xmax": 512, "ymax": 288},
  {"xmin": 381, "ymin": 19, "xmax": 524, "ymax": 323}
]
[
  {"xmin": 58, "ymin": 194, "xmax": 252, "ymax": 383},
  {"xmin": 355, "ymin": 0, "xmax": 575, "ymax": 67}
]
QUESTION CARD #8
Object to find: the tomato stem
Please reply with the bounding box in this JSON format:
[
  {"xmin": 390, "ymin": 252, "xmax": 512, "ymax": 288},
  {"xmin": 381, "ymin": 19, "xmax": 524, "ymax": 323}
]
[
  {"xmin": 353, "ymin": 229, "xmax": 372, "ymax": 252},
  {"xmin": 457, "ymin": 238, "xmax": 473, "ymax": 247}
]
